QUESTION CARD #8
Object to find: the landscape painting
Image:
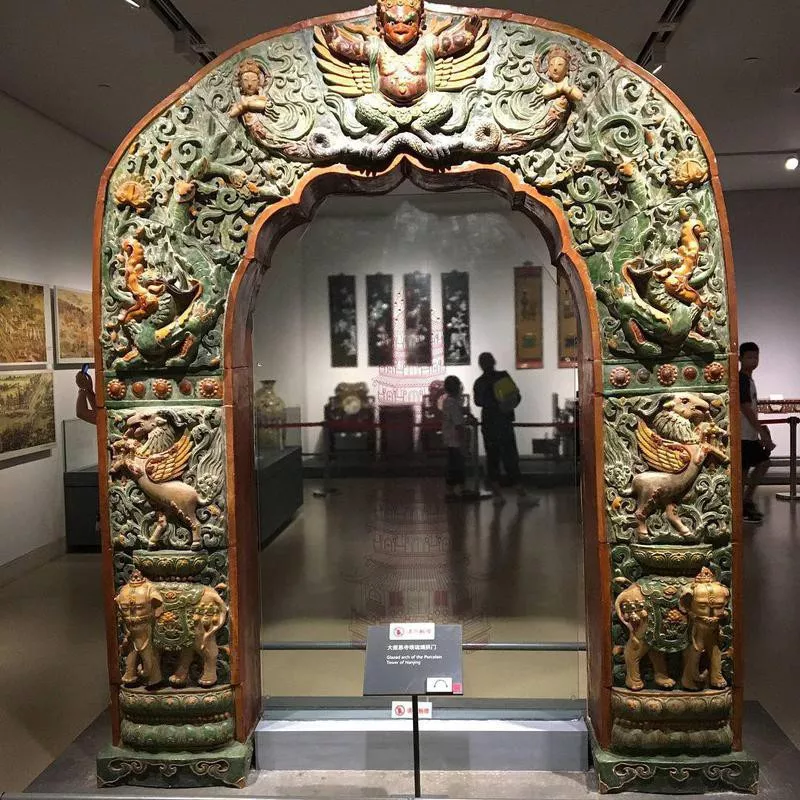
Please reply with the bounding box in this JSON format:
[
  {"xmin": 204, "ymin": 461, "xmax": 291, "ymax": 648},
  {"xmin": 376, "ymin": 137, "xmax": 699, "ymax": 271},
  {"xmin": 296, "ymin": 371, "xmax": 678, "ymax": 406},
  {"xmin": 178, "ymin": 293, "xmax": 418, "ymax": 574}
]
[
  {"xmin": 54, "ymin": 287, "xmax": 93, "ymax": 364},
  {"xmin": 0, "ymin": 371, "xmax": 56, "ymax": 461},
  {"xmin": 0, "ymin": 278, "xmax": 47, "ymax": 366}
]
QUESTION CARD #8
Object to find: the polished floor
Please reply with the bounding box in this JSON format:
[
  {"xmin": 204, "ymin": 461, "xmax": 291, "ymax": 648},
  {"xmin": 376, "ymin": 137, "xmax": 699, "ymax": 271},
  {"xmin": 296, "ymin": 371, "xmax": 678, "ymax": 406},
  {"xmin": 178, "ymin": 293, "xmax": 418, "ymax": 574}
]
[{"xmin": 0, "ymin": 480, "xmax": 797, "ymax": 793}]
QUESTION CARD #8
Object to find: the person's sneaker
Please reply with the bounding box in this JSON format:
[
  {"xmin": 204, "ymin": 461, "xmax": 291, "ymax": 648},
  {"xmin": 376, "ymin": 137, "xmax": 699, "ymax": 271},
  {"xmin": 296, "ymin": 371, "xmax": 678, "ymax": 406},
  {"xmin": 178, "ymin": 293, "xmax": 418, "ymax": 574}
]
[{"xmin": 743, "ymin": 502, "xmax": 764, "ymax": 522}]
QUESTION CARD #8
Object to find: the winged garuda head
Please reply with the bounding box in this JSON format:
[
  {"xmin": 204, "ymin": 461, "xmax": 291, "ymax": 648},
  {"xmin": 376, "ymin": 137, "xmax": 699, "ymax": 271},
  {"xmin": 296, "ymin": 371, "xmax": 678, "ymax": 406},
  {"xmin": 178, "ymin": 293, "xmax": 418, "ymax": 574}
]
[{"xmin": 377, "ymin": 0, "xmax": 424, "ymax": 52}]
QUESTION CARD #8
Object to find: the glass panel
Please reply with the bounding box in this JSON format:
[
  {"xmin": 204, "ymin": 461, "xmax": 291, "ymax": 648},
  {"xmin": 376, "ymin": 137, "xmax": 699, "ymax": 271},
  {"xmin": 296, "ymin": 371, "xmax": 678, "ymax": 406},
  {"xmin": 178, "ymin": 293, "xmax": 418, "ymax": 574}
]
[
  {"xmin": 253, "ymin": 186, "xmax": 585, "ymax": 701},
  {"xmin": 62, "ymin": 417, "xmax": 98, "ymax": 472}
]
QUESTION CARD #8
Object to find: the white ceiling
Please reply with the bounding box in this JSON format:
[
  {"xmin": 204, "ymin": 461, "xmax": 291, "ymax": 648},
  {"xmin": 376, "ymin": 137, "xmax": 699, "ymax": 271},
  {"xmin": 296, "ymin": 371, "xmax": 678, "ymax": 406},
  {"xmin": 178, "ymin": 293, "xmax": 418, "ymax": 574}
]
[{"xmin": 1, "ymin": 1, "xmax": 798, "ymax": 190}]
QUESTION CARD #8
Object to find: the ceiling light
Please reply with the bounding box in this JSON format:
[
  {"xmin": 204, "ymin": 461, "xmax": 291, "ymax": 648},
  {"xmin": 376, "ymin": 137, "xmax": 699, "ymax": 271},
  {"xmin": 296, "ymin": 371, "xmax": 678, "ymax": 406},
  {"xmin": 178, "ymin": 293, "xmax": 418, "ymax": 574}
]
[
  {"xmin": 124, "ymin": 0, "xmax": 140, "ymax": 7},
  {"xmin": 650, "ymin": 41, "xmax": 667, "ymax": 75},
  {"xmin": 786, "ymin": 156, "xmax": 799, "ymax": 171}
]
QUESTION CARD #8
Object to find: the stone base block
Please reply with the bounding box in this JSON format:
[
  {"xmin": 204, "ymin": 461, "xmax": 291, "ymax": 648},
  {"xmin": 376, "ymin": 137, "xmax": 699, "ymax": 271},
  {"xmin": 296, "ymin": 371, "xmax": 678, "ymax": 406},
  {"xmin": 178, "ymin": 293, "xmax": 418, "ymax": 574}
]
[
  {"xmin": 590, "ymin": 729, "xmax": 758, "ymax": 794},
  {"xmin": 97, "ymin": 739, "xmax": 252, "ymax": 789}
]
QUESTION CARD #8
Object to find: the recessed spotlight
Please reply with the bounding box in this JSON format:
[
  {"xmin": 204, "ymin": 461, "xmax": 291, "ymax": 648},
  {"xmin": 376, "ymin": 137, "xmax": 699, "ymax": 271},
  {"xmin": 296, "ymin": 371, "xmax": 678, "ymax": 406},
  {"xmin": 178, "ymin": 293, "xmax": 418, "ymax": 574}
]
[
  {"xmin": 744, "ymin": 56, "xmax": 761, "ymax": 63},
  {"xmin": 786, "ymin": 155, "xmax": 799, "ymax": 171},
  {"xmin": 124, "ymin": 0, "xmax": 141, "ymax": 7},
  {"xmin": 98, "ymin": 83, "xmax": 111, "ymax": 89},
  {"xmin": 652, "ymin": 64, "xmax": 664, "ymax": 75}
]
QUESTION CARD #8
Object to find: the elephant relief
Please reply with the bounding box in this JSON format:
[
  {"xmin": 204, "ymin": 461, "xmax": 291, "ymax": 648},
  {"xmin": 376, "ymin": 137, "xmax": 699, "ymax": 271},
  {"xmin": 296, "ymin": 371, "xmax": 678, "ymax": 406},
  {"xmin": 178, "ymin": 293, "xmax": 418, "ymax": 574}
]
[
  {"xmin": 115, "ymin": 570, "xmax": 227, "ymax": 689},
  {"xmin": 615, "ymin": 567, "xmax": 729, "ymax": 692}
]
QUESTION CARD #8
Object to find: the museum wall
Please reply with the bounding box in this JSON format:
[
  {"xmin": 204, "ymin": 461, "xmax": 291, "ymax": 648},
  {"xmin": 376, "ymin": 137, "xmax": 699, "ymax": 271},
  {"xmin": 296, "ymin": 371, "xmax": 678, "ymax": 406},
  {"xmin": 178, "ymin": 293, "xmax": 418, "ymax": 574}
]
[
  {"xmin": 253, "ymin": 189, "xmax": 579, "ymax": 455},
  {"xmin": 0, "ymin": 91, "xmax": 108, "ymax": 569},
  {"xmin": 727, "ymin": 189, "xmax": 800, "ymax": 457}
]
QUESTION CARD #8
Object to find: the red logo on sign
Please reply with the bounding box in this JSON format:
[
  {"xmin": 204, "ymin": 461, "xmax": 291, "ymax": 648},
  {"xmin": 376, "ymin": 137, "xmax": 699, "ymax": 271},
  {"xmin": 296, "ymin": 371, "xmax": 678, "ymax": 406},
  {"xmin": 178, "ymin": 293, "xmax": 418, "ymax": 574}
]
[
  {"xmin": 395, "ymin": 704, "xmax": 405, "ymax": 716},
  {"xmin": 453, "ymin": 682, "xmax": 463, "ymax": 694}
]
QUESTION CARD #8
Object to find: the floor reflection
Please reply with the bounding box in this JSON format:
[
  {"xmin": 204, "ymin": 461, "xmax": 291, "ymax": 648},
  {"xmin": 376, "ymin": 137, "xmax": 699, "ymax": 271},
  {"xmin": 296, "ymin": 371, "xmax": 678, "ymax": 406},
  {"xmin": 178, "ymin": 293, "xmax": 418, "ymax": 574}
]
[{"xmin": 259, "ymin": 478, "xmax": 585, "ymax": 698}]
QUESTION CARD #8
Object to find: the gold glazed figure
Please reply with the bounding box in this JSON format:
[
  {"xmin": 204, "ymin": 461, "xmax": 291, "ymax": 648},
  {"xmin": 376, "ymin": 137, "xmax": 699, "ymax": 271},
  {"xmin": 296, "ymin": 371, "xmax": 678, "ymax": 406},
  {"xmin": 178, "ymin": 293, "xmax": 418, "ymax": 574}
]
[
  {"xmin": 631, "ymin": 393, "xmax": 728, "ymax": 539},
  {"xmin": 679, "ymin": 567, "xmax": 730, "ymax": 691},
  {"xmin": 314, "ymin": 0, "xmax": 489, "ymax": 156}
]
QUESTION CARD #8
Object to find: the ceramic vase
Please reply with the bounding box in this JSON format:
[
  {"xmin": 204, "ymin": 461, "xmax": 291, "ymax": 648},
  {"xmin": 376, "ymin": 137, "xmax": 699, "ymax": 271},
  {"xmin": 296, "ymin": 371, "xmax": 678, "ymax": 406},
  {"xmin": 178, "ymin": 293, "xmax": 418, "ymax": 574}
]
[{"xmin": 254, "ymin": 379, "xmax": 286, "ymax": 450}]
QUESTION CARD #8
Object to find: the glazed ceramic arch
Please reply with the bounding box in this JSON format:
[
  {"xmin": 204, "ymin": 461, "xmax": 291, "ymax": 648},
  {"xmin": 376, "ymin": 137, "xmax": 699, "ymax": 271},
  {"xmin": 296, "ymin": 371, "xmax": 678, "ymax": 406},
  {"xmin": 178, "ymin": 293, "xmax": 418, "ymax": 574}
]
[{"xmin": 94, "ymin": 4, "xmax": 755, "ymax": 793}]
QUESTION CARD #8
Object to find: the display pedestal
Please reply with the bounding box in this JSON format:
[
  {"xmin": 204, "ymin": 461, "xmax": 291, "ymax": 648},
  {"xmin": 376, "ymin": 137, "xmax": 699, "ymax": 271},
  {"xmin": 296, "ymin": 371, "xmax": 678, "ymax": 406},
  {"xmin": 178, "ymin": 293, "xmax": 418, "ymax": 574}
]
[
  {"xmin": 97, "ymin": 739, "xmax": 252, "ymax": 789},
  {"xmin": 589, "ymin": 727, "xmax": 758, "ymax": 794}
]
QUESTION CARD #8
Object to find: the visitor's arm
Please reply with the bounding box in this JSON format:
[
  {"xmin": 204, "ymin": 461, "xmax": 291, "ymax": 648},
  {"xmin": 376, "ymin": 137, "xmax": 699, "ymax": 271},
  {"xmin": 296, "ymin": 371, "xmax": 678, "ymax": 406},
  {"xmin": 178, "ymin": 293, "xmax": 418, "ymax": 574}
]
[{"xmin": 76, "ymin": 371, "xmax": 98, "ymax": 425}]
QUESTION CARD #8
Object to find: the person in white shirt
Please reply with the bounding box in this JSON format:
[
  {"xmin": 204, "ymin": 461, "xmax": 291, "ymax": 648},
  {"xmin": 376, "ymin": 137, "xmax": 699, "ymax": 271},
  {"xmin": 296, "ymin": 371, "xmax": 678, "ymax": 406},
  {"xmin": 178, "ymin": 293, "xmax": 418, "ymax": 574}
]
[{"xmin": 442, "ymin": 376, "xmax": 469, "ymax": 501}]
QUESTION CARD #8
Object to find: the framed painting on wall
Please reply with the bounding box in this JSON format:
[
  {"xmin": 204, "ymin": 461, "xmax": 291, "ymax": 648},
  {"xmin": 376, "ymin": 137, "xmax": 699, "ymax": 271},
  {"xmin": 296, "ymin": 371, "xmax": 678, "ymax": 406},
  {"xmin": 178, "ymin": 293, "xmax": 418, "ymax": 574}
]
[
  {"xmin": 0, "ymin": 371, "xmax": 56, "ymax": 461},
  {"xmin": 514, "ymin": 266, "xmax": 543, "ymax": 369},
  {"xmin": 54, "ymin": 286, "xmax": 94, "ymax": 365},
  {"xmin": 404, "ymin": 271, "xmax": 431, "ymax": 366},
  {"xmin": 366, "ymin": 273, "xmax": 394, "ymax": 367},
  {"xmin": 442, "ymin": 270, "xmax": 470, "ymax": 366},
  {"xmin": 328, "ymin": 274, "xmax": 358, "ymax": 367},
  {"xmin": 0, "ymin": 278, "xmax": 47, "ymax": 367},
  {"xmin": 557, "ymin": 272, "xmax": 579, "ymax": 368}
]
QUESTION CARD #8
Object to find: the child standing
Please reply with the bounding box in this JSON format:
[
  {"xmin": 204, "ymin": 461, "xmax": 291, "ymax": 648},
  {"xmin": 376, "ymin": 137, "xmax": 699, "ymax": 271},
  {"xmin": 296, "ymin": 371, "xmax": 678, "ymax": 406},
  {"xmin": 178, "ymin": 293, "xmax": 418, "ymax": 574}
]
[{"xmin": 442, "ymin": 376, "xmax": 468, "ymax": 501}]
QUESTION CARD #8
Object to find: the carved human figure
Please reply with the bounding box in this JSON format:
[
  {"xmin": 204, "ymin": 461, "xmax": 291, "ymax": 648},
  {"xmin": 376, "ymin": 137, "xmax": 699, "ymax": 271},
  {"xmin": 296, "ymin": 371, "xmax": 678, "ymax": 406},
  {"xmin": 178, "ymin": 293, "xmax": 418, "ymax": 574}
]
[
  {"xmin": 630, "ymin": 392, "xmax": 728, "ymax": 538},
  {"xmin": 679, "ymin": 567, "xmax": 730, "ymax": 691},
  {"xmin": 115, "ymin": 570, "xmax": 165, "ymax": 688},
  {"xmin": 597, "ymin": 208, "xmax": 719, "ymax": 359},
  {"xmin": 115, "ymin": 571, "xmax": 228, "ymax": 688},
  {"xmin": 538, "ymin": 46, "xmax": 583, "ymax": 137},
  {"xmin": 315, "ymin": 0, "xmax": 487, "ymax": 154}
]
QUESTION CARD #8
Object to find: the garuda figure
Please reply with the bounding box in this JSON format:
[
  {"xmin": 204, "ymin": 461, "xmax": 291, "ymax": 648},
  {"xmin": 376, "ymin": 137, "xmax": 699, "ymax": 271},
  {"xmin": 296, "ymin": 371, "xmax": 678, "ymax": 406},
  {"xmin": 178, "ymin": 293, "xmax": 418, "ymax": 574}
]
[{"xmin": 314, "ymin": 0, "xmax": 489, "ymax": 158}]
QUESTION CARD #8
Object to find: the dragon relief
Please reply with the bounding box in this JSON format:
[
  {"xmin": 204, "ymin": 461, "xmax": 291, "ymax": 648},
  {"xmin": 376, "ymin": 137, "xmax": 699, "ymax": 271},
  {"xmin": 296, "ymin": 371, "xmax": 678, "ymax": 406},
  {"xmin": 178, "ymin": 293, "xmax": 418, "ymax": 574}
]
[
  {"xmin": 109, "ymin": 410, "xmax": 225, "ymax": 551},
  {"xmin": 608, "ymin": 393, "xmax": 729, "ymax": 543},
  {"xmin": 596, "ymin": 205, "xmax": 721, "ymax": 360}
]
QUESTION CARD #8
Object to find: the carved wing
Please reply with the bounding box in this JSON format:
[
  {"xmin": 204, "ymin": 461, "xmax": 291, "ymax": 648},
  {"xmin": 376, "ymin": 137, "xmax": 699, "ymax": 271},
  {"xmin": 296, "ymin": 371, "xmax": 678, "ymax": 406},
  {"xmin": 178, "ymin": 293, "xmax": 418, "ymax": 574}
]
[
  {"xmin": 312, "ymin": 27, "xmax": 373, "ymax": 98},
  {"xmin": 145, "ymin": 432, "xmax": 192, "ymax": 483},
  {"xmin": 636, "ymin": 420, "xmax": 691, "ymax": 474},
  {"xmin": 434, "ymin": 20, "xmax": 491, "ymax": 91}
]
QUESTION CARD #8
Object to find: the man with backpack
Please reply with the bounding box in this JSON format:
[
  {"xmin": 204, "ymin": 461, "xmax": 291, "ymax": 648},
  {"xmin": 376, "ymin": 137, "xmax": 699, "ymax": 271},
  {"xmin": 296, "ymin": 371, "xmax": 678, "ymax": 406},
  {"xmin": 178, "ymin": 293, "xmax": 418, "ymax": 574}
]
[{"xmin": 473, "ymin": 352, "xmax": 535, "ymax": 504}]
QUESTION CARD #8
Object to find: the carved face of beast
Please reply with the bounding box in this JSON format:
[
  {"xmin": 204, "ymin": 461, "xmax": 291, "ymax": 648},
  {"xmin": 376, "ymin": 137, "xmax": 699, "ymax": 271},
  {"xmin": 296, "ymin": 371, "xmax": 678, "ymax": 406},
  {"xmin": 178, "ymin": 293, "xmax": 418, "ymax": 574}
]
[
  {"xmin": 125, "ymin": 411, "xmax": 170, "ymax": 441},
  {"xmin": 661, "ymin": 392, "xmax": 716, "ymax": 425}
]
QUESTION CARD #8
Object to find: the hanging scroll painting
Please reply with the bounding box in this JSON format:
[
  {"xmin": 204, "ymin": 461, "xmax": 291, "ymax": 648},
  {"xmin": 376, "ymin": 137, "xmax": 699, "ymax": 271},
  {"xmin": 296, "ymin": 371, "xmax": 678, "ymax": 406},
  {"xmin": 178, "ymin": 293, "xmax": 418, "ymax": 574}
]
[
  {"xmin": 442, "ymin": 271, "xmax": 470, "ymax": 366},
  {"xmin": 366, "ymin": 273, "xmax": 394, "ymax": 367},
  {"xmin": 0, "ymin": 371, "xmax": 56, "ymax": 461},
  {"xmin": 404, "ymin": 272, "xmax": 431, "ymax": 366},
  {"xmin": 0, "ymin": 278, "xmax": 47, "ymax": 367},
  {"xmin": 328, "ymin": 274, "xmax": 358, "ymax": 367},
  {"xmin": 514, "ymin": 266, "xmax": 543, "ymax": 369},
  {"xmin": 557, "ymin": 272, "xmax": 579, "ymax": 368},
  {"xmin": 54, "ymin": 286, "xmax": 94, "ymax": 365}
]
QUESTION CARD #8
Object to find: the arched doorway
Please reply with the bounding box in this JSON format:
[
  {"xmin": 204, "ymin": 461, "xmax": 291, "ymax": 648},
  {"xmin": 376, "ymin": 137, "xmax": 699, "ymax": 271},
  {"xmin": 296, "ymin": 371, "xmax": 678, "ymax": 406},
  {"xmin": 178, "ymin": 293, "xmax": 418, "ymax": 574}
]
[{"xmin": 94, "ymin": 3, "xmax": 755, "ymax": 793}]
